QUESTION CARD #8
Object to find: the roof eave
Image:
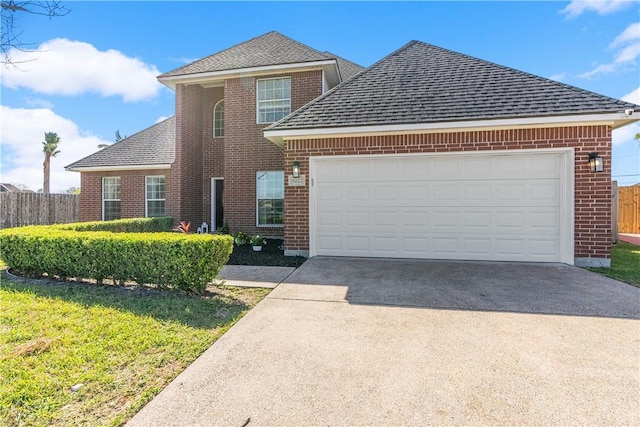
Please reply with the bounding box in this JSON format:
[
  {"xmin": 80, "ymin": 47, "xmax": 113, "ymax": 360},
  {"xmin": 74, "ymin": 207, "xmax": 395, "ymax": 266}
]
[
  {"xmin": 264, "ymin": 111, "xmax": 640, "ymax": 147},
  {"xmin": 65, "ymin": 164, "xmax": 172, "ymax": 173},
  {"xmin": 158, "ymin": 60, "xmax": 339, "ymax": 89}
]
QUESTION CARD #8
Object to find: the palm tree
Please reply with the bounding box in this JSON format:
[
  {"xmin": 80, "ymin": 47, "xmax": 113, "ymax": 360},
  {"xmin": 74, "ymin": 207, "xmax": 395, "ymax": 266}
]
[{"xmin": 42, "ymin": 132, "xmax": 61, "ymax": 194}]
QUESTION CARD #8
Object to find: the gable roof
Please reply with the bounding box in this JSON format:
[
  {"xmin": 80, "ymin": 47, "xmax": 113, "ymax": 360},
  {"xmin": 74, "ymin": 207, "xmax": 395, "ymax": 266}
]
[
  {"xmin": 266, "ymin": 40, "xmax": 639, "ymax": 134},
  {"xmin": 65, "ymin": 117, "xmax": 175, "ymax": 171},
  {"xmin": 160, "ymin": 31, "xmax": 334, "ymax": 79}
]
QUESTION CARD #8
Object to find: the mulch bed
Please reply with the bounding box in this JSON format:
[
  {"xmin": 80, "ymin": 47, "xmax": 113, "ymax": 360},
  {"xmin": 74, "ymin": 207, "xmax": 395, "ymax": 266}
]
[{"xmin": 227, "ymin": 239, "xmax": 306, "ymax": 267}]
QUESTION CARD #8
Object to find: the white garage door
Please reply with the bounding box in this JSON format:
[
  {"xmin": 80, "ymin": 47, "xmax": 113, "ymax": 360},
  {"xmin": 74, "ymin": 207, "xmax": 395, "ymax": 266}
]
[{"xmin": 310, "ymin": 149, "xmax": 573, "ymax": 263}]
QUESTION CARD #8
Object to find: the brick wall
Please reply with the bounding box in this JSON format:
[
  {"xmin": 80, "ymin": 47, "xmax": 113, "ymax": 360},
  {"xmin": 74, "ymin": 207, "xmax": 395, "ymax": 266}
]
[
  {"xmin": 284, "ymin": 125, "xmax": 612, "ymax": 262},
  {"xmin": 202, "ymin": 86, "xmax": 225, "ymax": 226},
  {"xmin": 79, "ymin": 169, "xmax": 171, "ymax": 221},
  {"xmin": 222, "ymin": 70, "xmax": 323, "ymax": 236},
  {"xmin": 172, "ymin": 84, "xmax": 204, "ymax": 225}
]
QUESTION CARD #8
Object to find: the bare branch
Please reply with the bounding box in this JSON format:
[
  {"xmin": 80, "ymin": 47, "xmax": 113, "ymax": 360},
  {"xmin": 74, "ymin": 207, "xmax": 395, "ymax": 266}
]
[{"xmin": 1, "ymin": 1, "xmax": 70, "ymax": 65}]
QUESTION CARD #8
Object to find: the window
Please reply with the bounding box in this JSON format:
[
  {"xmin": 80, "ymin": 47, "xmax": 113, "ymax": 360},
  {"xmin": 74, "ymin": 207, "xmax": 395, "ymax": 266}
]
[
  {"xmin": 213, "ymin": 100, "xmax": 224, "ymax": 137},
  {"xmin": 256, "ymin": 171, "xmax": 284, "ymax": 226},
  {"xmin": 257, "ymin": 77, "xmax": 290, "ymax": 124},
  {"xmin": 102, "ymin": 177, "xmax": 121, "ymax": 221},
  {"xmin": 146, "ymin": 176, "xmax": 166, "ymax": 217}
]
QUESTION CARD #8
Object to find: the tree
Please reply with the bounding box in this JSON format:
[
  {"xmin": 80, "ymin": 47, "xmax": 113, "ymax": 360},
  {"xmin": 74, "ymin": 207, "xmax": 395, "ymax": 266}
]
[
  {"xmin": 115, "ymin": 130, "xmax": 126, "ymax": 142},
  {"xmin": 1, "ymin": 1, "xmax": 69, "ymax": 65},
  {"xmin": 42, "ymin": 131, "xmax": 60, "ymax": 194},
  {"xmin": 65, "ymin": 186, "xmax": 80, "ymax": 194}
]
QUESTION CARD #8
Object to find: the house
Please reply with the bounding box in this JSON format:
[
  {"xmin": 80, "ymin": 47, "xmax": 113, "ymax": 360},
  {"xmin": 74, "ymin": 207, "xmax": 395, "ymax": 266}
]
[
  {"xmin": 67, "ymin": 31, "xmax": 640, "ymax": 267},
  {"xmin": 0, "ymin": 183, "xmax": 29, "ymax": 193}
]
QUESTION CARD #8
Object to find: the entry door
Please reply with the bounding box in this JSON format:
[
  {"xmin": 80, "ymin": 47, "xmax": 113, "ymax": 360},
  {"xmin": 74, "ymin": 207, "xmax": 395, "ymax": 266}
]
[{"xmin": 211, "ymin": 178, "xmax": 224, "ymax": 230}]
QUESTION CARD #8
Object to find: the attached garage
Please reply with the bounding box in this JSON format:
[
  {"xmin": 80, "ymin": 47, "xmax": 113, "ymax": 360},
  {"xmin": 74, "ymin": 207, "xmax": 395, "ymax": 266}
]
[{"xmin": 309, "ymin": 149, "xmax": 574, "ymax": 263}]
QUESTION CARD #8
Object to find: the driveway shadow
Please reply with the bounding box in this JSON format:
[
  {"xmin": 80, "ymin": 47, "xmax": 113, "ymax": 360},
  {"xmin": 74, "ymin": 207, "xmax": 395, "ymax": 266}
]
[{"xmin": 277, "ymin": 257, "xmax": 640, "ymax": 320}]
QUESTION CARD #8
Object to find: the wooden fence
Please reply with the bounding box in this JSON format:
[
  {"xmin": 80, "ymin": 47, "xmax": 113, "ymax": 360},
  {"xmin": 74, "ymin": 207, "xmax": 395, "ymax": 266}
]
[
  {"xmin": 0, "ymin": 193, "xmax": 79, "ymax": 229},
  {"xmin": 618, "ymin": 184, "xmax": 640, "ymax": 234}
]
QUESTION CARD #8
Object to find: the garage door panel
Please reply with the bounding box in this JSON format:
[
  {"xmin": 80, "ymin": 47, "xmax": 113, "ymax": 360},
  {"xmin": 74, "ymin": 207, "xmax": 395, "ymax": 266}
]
[{"xmin": 311, "ymin": 151, "xmax": 568, "ymax": 262}]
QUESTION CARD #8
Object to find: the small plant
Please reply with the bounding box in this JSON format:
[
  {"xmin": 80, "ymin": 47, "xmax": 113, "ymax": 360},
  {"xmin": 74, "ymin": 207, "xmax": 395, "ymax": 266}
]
[
  {"xmin": 250, "ymin": 235, "xmax": 266, "ymax": 248},
  {"xmin": 173, "ymin": 221, "xmax": 191, "ymax": 234},
  {"xmin": 218, "ymin": 219, "xmax": 230, "ymax": 235},
  {"xmin": 233, "ymin": 231, "xmax": 249, "ymax": 245}
]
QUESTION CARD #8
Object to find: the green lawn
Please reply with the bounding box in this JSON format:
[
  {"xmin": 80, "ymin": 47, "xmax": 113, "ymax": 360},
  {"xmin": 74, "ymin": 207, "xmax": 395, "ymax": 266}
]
[
  {"xmin": 589, "ymin": 241, "xmax": 640, "ymax": 287},
  {"xmin": 0, "ymin": 273, "xmax": 268, "ymax": 426}
]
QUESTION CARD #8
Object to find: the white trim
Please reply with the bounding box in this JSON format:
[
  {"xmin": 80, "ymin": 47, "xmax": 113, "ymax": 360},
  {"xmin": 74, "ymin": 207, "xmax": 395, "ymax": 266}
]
[
  {"xmin": 256, "ymin": 170, "xmax": 285, "ymax": 227},
  {"xmin": 66, "ymin": 164, "xmax": 171, "ymax": 172},
  {"xmin": 102, "ymin": 176, "xmax": 121, "ymax": 221},
  {"xmin": 309, "ymin": 148, "xmax": 574, "ymax": 264},
  {"xmin": 145, "ymin": 175, "xmax": 166, "ymax": 218},
  {"xmin": 213, "ymin": 99, "xmax": 224, "ymax": 138},
  {"xmin": 158, "ymin": 60, "xmax": 338, "ymax": 89},
  {"xmin": 265, "ymin": 112, "xmax": 638, "ymax": 146},
  {"xmin": 256, "ymin": 76, "xmax": 291, "ymax": 124}
]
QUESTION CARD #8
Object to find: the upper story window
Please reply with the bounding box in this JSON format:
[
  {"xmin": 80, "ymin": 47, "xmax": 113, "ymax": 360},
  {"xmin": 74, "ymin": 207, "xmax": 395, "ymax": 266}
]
[
  {"xmin": 213, "ymin": 100, "xmax": 224, "ymax": 138},
  {"xmin": 102, "ymin": 177, "xmax": 121, "ymax": 221},
  {"xmin": 146, "ymin": 175, "xmax": 166, "ymax": 217},
  {"xmin": 257, "ymin": 77, "xmax": 290, "ymax": 124}
]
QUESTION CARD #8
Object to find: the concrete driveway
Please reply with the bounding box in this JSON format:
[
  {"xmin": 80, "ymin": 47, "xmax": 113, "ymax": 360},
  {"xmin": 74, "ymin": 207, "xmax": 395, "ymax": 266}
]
[{"xmin": 128, "ymin": 258, "xmax": 640, "ymax": 426}]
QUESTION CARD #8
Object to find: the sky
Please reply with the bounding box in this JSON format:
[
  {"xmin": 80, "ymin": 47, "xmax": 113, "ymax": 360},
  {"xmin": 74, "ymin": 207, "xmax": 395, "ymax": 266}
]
[{"xmin": 1, "ymin": 0, "xmax": 639, "ymax": 192}]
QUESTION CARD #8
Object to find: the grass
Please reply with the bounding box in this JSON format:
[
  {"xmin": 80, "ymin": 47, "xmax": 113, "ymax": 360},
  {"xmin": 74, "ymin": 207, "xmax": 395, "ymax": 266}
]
[
  {"xmin": 0, "ymin": 271, "xmax": 269, "ymax": 426},
  {"xmin": 589, "ymin": 241, "xmax": 640, "ymax": 287}
]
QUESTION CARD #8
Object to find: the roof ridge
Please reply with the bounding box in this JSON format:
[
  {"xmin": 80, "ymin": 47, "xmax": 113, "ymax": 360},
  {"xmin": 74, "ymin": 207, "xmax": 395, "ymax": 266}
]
[
  {"xmin": 412, "ymin": 40, "xmax": 639, "ymax": 109},
  {"xmin": 159, "ymin": 31, "xmax": 332, "ymax": 78},
  {"xmin": 266, "ymin": 41, "xmax": 417, "ymax": 130}
]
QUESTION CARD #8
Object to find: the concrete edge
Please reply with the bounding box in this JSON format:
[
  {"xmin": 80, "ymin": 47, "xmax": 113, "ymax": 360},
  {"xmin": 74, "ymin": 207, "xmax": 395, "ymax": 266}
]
[{"xmin": 575, "ymin": 257, "xmax": 611, "ymax": 268}]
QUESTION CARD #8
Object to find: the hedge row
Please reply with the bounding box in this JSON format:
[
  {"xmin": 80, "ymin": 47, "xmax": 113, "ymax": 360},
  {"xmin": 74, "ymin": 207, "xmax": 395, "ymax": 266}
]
[
  {"xmin": 55, "ymin": 217, "xmax": 174, "ymax": 233},
  {"xmin": 0, "ymin": 224, "xmax": 233, "ymax": 293}
]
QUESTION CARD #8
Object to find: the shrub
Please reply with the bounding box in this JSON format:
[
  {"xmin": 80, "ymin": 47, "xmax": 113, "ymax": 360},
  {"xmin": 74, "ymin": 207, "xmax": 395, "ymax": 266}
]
[
  {"xmin": 55, "ymin": 217, "xmax": 174, "ymax": 233},
  {"xmin": 0, "ymin": 225, "xmax": 232, "ymax": 294}
]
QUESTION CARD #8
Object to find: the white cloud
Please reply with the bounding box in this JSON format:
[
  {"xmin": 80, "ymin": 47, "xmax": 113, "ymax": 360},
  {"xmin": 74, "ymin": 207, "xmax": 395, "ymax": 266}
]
[
  {"xmin": 610, "ymin": 22, "xmax": 640, "ymax": 47},
  {"xmin": 1, "ymin": 39, "xmax": 163, "ymax": 102},
  {"xmin": 621, "ymin": 86, "xmax": 640, "ymax": 104},
  {"xmin": 561, "ymin": 0, "xmax": 636, "ymax": 18},
  {"xmin": 612, "ymin": 86, "xmax": 640, "ymax": 145},
  {"xmin": 155, "ymin": 116, "xmax": 170, "ymax": 124},
  {"xmin": 579, "ymin": 21, "xmax": 640, "ymax": 79},
  {"xmin": 0, "ymin": 106, "xmax": 111, "ymax": 192},
  {"xmin": 24, "ymin": 97, "xmax": 54, "ymax": 109},
  {"xmin": 549, "ymin": 72, "xmax": 567, "ymax": 82}
]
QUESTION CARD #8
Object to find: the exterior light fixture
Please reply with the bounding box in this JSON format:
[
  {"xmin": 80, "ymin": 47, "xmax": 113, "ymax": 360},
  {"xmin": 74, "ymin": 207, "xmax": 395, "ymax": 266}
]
[
  {"xmin": 588, "ymin": 152, "xmax": 603, "ymax": 173},
  {"xmin": 292, "ymin": 161, "xmax": 300, "ymax": 178}
]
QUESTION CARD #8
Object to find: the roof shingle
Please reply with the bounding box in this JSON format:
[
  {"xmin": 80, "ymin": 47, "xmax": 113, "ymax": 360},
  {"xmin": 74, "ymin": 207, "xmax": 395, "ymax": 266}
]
[
  {"xmin": 160, "ymin": 31, "xmax": 334, "ymax": 78},
  {"xmin": 268, "ymin": 40, "xmax": 639, "ymax": 130},
  {"xmin": 65, "ymin": 117, "xmax": 175, "ymax": 170}
]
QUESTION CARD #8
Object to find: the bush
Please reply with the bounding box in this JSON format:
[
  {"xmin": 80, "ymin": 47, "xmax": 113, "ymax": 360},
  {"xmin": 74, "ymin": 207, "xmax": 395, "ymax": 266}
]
[
  {"xmin": 56, "ymin": 217, "xmax": 174, "ymax": 233},
  {"xmin": 0, "ymin": 225, "xmax": 232, "ymax": 294}
]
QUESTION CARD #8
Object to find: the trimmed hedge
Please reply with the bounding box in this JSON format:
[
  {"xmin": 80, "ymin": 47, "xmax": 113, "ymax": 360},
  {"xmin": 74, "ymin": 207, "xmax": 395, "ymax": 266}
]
[
  {"xmin": 0, "ymin": 224, "xmax": 233, "ymax": 293},
  {"xmin": 55, "ymin": 217, "xmax": 174, "ymax": 233}
]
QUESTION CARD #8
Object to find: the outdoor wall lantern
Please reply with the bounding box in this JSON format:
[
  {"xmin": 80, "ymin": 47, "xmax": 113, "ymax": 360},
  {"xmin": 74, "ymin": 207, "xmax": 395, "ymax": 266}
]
[
  {"xmin": 588, "ymin": 152, "xmax": 604, "ymax": 173},
  {"xmin": 292, "ymin": 161, "xmax": 300, "ymax": 178}
]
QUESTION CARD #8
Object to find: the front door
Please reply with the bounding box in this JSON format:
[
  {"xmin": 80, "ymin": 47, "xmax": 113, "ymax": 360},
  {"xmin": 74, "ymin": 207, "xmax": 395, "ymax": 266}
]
[{"xmin": 211, "ymin": 178, "xmax": 224, "ymax": 230}]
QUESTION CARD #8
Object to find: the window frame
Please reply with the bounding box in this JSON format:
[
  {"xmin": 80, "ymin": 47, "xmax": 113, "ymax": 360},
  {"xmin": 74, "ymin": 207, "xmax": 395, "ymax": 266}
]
[
  {"xmin": 213, "ymin": 99, "xmax": 224, "ymax": 138},
  {"xmin": 256, "ymin": 170, "xmax": 284, "ymax": 227},
  {"xmin": 145, "ymin": 175, "xmax": 166, "ymax": 218},
  {"xmin": 256, "ymin": 77, "xmax": 291, "ymax": 124},
  {"xmin": 102, "ymin": 176, "xmax": 121, "ymax": 221}
]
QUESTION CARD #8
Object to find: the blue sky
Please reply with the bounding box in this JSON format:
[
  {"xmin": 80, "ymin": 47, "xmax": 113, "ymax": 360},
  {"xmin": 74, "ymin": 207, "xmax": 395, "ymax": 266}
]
[{"xmin": 1, "ymin": 0, "xmax": 639, "ymax": 192}]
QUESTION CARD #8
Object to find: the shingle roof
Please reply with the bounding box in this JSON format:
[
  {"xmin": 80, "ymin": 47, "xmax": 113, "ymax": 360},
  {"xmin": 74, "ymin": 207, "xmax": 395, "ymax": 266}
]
[
  {"xmin": 160, "ymin": 31, "xmax": 334, "ymax": 78},
  {"xmin": 268, "ymin": 40, "xmax": 639, "ymax": 130},
  {"xmin": 66, "ymin": 117, "xmax": 175, "ymax": 170},
  {"xmin": 325, "ymin": 51, "xmax": 365, "ymax": 81}
]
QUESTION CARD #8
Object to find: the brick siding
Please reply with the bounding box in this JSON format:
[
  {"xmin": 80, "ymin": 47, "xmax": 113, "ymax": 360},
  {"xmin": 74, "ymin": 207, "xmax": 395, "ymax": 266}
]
[
  {"xmin": 284, "ymin": 125, "xmax": 612, "ymax": 261},
  {"xmin": 79, "ymin": 169, "xmax": 171, "ymax": 221}
]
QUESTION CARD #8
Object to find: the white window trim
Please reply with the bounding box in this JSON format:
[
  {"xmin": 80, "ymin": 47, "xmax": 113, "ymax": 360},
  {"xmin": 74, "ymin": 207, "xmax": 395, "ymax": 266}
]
[
  {"xmin": 145, "ymin": 175, "xmax": 166, "ymax": 218},
  {"xmin": 256, "ymin": 76, "xmax": 291, "ymax": 124},
  {"xmin": 213, "ymin": 99, "xmax": 224, "ymax": 138},
  {"xmin": 102, "ymin": 176, "xmax": 121, "ymax": 221},
  {"xmin": 256, "ymin": 170, "xmax": 285, "ymax": 227}
]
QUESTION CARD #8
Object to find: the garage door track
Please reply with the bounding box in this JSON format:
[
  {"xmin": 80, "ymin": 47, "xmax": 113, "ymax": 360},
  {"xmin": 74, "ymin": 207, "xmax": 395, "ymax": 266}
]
[{"xmin": 128, "ymin": 258, "xmax": 640, "ymax": 425}]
